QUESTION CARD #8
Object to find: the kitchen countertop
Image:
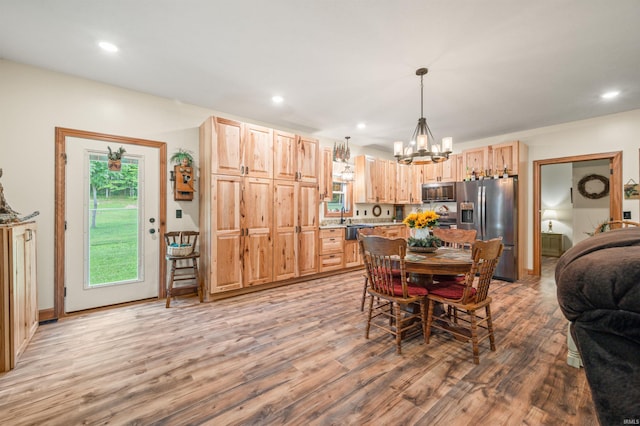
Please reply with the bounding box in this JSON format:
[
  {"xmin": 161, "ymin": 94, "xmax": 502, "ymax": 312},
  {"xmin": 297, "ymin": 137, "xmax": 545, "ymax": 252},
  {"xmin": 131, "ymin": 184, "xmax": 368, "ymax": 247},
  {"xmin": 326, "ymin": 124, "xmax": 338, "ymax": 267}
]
[{"xmin": 319, "ymin": 222, "xmax": 405, "ymax": 229}]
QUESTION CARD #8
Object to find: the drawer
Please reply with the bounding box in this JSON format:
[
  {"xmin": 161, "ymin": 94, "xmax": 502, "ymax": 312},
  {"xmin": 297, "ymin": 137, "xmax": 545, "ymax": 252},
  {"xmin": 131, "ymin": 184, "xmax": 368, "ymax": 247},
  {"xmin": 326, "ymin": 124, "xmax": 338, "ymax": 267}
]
[
  {"xmin": 320, "ymin": 253, "xmax": 344, "ymax": 271},
  {"xmin": 319, "ymin": 228, "xmax": 345, "ymax": 239},
  {"xmin": 320, "ymin": 236, "xmax": 344, "ymax": 254}
]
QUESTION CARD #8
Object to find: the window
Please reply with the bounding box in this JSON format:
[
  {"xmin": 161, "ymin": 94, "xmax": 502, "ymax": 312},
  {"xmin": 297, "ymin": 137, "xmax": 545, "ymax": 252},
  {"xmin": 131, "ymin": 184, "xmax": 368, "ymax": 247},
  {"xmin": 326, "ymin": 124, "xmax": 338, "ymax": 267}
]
[{"xmin": 324, "ymin": 181, "xmax": 353, "ymax": 218}]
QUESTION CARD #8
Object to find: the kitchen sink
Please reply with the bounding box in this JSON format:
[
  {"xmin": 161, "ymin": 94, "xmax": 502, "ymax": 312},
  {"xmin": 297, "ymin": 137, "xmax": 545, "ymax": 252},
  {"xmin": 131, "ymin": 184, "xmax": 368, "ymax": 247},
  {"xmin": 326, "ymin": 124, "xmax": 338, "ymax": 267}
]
[{"xmin": 345, "ymin": 224, "xmax": 374, "ymax": 240}]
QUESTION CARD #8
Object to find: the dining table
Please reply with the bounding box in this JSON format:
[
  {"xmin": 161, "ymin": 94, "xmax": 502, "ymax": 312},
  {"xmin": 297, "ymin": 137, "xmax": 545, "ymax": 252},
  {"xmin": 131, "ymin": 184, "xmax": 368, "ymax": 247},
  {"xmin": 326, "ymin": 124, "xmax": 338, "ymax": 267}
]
[{"xmin": 404, "ymin": 247, "xmax": 473, "ymax": 285}]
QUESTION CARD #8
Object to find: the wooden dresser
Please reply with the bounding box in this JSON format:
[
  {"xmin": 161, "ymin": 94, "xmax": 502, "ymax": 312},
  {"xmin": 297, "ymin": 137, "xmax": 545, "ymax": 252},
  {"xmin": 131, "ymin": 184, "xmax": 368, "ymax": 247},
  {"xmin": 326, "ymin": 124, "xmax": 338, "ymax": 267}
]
[{"xmin": 541, "ymin": 232, "xmax": 564, "ymax": 257}]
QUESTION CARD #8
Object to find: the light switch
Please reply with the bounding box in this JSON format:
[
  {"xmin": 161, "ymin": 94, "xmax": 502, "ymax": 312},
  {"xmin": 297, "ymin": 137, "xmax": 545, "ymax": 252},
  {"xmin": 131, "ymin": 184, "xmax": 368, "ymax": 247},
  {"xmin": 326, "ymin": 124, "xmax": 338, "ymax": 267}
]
[{"xmin": 176, "ymin": 209, "xmax": 182, "ymax": 219}]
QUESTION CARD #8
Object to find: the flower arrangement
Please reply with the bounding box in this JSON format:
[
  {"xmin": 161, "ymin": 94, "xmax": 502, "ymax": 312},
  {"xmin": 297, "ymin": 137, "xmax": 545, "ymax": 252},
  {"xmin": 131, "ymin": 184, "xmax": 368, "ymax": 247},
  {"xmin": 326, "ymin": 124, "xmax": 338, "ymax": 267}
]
[{"xmin": 403, "ymin": 210, "xmax": 440, "ymax": 229}]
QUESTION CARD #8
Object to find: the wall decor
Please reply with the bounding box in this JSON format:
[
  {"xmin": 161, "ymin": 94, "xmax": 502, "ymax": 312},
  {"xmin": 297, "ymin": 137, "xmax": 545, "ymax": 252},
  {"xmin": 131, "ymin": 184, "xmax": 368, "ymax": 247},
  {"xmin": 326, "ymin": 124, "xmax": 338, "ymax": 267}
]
[
  {"xmin": 624, "ymin": 179, "xmax": 639, "ymax": 200},
  {"xmin": 577, "ymin": 174, "xmax": 609, "ymax": 199}
]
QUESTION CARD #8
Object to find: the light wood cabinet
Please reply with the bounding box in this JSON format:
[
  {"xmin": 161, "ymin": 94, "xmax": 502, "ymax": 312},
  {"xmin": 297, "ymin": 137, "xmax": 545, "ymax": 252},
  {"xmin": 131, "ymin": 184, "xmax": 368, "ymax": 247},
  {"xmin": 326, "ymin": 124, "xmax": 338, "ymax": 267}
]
[
  {"xmin": 441, "ymin": 154, "xmax": 458, "ymax": 182},
  {"xmin": 395, "ymin": 163, "xmax": 413, "ymax": 204},
  {"xmin": 208, "ymin": 176, "xmax": 273, "ymax": 292},
  {"xmin": 200, "ymin": 115, "xmax": 319, "ymax": 296},
  {"xmin": 1, "ymin": 222, "xmax": 38, "ymax": 372},
  {"xmin": 354, "ymin": 155, "xmax": 377, "ymax": 203},
  {"xmin": 273, "ymin": 129, "xmax": 297, "ymax": 181},
  {"xmin": 376, "ymin": 225, "xmax": 407, "ymax": 239},
  {"xmin": 297, "ymin": 136, "xmax": 319, "ymax": 183},
  {"xmin": 385, "ymin": 160, "xmax": 396, "ymax": 204},
  {"xmin": 319, "ymin": 228, "xmax": 344, "ymax": 272},
  {"xmin": 202, "ymin": 116, "xmax": 273, "ymax": 178},
  {"xmin": 319, "ymin": 147, "xmax": 333, "ymax": 201},
  {"xmin": 490, "ymin": 141, "xmax": 526, "ymax": 176},
  {"xmin": 273, "ymin": 180, "xmax": 319, "ymax": 281},
  {"xmin": 461, "ymin": 146, "xmax": 490, "ymax": 178},
  {"xmin": 344, "ymin": 239, "xmax": 361, "ymax": 267}
]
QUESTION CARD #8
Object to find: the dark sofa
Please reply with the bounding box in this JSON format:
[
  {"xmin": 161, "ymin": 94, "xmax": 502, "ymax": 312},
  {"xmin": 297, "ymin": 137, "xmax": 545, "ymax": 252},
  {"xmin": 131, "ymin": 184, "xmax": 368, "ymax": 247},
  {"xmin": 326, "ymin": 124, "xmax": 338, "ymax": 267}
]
[{"xmin": 555, "ymin": 227, "xmax": 640, "ymax": 425}]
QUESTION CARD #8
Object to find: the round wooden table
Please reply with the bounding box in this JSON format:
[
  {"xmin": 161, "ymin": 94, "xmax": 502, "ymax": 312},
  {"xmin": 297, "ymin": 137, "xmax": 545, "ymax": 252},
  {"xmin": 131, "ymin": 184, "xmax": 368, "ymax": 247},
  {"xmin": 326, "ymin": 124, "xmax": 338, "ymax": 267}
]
[{"xmin": 404, "ymin": 247, "xmax": 473, "ymax": 285}]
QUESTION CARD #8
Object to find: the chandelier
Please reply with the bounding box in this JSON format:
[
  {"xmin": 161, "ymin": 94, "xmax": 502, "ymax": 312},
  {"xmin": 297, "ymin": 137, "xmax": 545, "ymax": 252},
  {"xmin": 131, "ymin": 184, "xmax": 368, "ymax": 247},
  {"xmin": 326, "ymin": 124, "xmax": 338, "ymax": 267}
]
[
  {"xmin": 393, "ymin": 68, "xmax": 453, "ymax": 165},
  {"xmin": 334, "ymin": 136, "xmax": 355, "ymax": 181}
]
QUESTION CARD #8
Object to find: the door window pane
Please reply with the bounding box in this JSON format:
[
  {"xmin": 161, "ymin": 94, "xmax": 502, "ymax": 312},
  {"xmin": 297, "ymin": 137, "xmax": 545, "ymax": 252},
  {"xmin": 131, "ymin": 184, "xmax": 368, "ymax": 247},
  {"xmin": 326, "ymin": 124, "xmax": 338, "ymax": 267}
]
[{"xmin": 87, "ymin": 154, "xmax": 140, "ymax": 286}]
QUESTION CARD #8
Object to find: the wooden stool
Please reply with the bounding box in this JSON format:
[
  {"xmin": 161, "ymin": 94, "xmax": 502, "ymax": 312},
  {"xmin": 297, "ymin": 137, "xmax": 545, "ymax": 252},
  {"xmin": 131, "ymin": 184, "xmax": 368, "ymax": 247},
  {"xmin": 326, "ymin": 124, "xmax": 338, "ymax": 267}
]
[{"xmin": 164, "ymin": 231, "xmax": 203, "ymax": 308}]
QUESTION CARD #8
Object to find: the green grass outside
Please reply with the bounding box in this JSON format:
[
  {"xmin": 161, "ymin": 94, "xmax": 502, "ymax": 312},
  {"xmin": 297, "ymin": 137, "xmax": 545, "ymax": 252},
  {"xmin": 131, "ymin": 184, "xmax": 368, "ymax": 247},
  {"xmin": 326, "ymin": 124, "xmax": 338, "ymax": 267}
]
[{"xmin": 89, "ymin": 196, "xmax": 139, "ymax": 285}]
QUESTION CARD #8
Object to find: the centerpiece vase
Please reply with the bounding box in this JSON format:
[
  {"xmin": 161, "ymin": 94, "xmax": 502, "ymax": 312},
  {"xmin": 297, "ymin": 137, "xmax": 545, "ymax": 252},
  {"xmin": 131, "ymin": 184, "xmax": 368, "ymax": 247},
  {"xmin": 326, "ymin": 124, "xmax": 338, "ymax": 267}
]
[{"xmin": 412, "ymin": 227, "xmax": 431, "ymax": 239}]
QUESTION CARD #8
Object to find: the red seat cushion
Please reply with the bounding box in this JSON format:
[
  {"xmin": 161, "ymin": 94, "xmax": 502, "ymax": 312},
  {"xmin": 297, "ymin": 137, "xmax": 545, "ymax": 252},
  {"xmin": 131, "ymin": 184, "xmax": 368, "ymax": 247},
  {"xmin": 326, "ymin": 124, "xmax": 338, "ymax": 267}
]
[
  {"xmin": 427, "ymin": 282, "xmax": 476, "ymax": 300},
  {"xmin": 392, "ymin": 280, "xmax": 428, "ymax": 297}
]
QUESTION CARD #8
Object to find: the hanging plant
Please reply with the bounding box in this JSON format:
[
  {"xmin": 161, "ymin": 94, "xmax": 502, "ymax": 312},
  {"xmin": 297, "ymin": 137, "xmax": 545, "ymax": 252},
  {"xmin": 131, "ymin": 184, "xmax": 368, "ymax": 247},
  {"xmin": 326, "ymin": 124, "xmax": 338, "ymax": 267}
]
[
  {"xmin": 107, "ymin": 146, "xmax": 126, "ymax": 171},
  {"xmin": 170, "ymin": 149, "xmax": 194, "ymax": 167}
]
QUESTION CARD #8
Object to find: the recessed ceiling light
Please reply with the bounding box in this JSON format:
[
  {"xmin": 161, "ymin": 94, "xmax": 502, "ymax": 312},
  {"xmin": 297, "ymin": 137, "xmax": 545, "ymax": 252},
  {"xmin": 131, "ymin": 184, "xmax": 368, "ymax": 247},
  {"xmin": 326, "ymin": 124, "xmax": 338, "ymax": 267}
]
[
  {"xmin": 272, "ymin": 95, "xmax": 284, "ymax": 104},
  {"xmin": 601, "ymin": 90, "xmax": 620, "ymax": 99},
  {"xmin": 98, "ymin": 41, "xmax": 119, "ymax": 53},
  {"xmin": 357, "ymin": 123, "xmax": 366, "ymax": 129}
]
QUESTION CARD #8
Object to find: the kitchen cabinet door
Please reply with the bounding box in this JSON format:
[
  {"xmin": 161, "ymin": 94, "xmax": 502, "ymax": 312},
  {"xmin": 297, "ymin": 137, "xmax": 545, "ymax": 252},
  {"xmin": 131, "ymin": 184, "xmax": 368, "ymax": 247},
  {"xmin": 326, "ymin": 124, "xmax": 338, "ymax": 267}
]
[
  {"xmin": 243, "ymin": 123, "xmax": 273, "ymax": 178},
  {"xmin": 243, "ymin": 178, "xmax": 273, "ymax": 286},
  {"xmin": 298, "ymin": 182, "xmax": 319, "ymax": 276},
  {"xmin": 297, "ymin": 136, "xmax": 319, "ymax": 183},
  {"xmin": 210, "ymin": 117, "xmax": 243, "ymax": 176},
  {"xmin": 319, "ymin": 147, "xmax": 333, "ymax": 201},
  {"xmin": 354, "ymin": 155, "xmax": 377, "ymax": 203},
  {"xmin": 273, "ymin": 130, "xmax": 297, "ymax": 181}
]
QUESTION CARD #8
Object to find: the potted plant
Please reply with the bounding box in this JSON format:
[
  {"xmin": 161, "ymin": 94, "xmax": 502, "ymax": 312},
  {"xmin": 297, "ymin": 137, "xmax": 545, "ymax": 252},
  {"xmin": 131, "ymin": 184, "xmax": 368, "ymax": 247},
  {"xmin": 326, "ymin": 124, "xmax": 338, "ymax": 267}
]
[
  {"xmin": 107, "ymin": 146, "xmax": 126, "ymax": 171},
  {"xmin": 170, "ymin": 149, "xmax": 194, "ymax": 167},
  {"xmin": 403, "ymin": 210, "xmax": 442, "ymax": 252}
]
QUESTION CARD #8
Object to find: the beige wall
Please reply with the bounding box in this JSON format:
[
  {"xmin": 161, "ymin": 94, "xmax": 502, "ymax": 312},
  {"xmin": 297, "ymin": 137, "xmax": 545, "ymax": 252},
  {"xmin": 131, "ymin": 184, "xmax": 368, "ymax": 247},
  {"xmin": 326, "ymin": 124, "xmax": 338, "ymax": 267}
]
[{"xmin": 2, "ymin": 59, "xmax": 639, "ymax": 309}]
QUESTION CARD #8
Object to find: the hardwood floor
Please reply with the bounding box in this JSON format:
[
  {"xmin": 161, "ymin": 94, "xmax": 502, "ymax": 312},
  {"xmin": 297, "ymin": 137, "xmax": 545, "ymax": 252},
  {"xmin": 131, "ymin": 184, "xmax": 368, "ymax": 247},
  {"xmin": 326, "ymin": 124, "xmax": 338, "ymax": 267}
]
[{"xmin": 0, "ymin": 258, "xmax": 597, "ymax": 425}]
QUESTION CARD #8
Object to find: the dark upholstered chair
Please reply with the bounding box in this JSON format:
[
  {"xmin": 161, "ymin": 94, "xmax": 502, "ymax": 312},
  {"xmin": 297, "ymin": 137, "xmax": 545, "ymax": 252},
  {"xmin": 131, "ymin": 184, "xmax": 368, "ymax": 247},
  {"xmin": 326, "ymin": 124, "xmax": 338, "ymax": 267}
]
[{"xmin": 555, "ymin": 228, "xmax": 640, "ymax": 425}]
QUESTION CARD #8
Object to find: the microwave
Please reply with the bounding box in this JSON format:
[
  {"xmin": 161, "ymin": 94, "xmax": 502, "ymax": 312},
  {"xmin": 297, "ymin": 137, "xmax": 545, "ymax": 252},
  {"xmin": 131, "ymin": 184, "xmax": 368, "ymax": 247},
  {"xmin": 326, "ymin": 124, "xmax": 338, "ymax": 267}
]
[{"xmin": 422, "ymin": 182, "xmax": 456, "ymax": 202}]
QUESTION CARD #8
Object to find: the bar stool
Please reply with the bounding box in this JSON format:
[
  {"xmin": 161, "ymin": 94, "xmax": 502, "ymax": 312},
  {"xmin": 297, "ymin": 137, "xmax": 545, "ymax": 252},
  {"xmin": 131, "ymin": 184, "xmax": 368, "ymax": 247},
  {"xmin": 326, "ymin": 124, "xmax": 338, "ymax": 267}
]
[{"xmin": 164, "ymin": 231, "xmax": 203, "ymax": 308}]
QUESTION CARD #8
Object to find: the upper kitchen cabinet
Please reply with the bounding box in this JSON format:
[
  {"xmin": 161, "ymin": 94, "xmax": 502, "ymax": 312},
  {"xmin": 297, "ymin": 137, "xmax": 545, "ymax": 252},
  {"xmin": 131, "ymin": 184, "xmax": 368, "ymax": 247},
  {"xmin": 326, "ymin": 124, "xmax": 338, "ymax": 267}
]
[
  {"xmin": 490, "ymin": 141, "xmax": 527, "ymax": 177},
  {"xmin": 440, "ymin": 154, "xmax": 459, "ymax": 182},
  {"xmin": 319, "ymin": 147, "xmax": 333, "ymax": 201},
  {"xmin": 297, "ymin": 136, "xmax": 319, "ymax": 183},
  {"xmin": 354, "ymin": 155, "xmax": 377, "ymax": 203},
  {"xmin": 461, "ymin": 146, "xmax": 490, "ymax": 177},
  {"xmin": 273, "ymin": 130, "xmax": 297, "ymax": 181},
  {"xmin": 200, "ymin": 116, "xmax": 272, "ymax": 178},
  {"xmin": 395, "ymin": 163, "xmax": 413, "ymax": 204},
  {"xmin": 244, "ymin": 123, "xmax": 273, "ymax": 178}
]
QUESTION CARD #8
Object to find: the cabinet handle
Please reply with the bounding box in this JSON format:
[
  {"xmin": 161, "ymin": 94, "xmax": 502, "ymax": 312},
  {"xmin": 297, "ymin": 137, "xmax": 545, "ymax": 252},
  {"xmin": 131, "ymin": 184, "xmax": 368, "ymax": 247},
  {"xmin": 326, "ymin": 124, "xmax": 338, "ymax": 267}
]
[
  {"xmin": 240, "ymin": 165, "xmax": 245, "ymax": 174},
  {"xmin": 246, "ymin": 166, "xmax": 249, "ymax": 175},
  {"xmin": 26, "ymin": 229, "xmax": 33, "ymax": 242}
]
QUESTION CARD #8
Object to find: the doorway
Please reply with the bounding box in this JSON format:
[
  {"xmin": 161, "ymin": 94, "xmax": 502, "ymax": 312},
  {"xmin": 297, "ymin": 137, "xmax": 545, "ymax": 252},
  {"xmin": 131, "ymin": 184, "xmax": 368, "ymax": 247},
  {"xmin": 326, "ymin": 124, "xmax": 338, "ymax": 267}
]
[
  {"xmin": 532, "ymin": 151, "xmax": 622, "ymax": 276},
  {"xmin": 55, "ymin": 128, "xmax": 167, "ymax": 317}
]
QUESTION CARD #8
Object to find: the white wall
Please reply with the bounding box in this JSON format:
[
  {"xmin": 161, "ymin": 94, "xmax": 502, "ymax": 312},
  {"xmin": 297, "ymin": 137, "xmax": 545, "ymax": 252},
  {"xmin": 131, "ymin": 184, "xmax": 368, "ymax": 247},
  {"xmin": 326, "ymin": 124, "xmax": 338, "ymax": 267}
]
[
  {"xmin": 455, "ymin": 110, "xmax": 640, "ymax": 269},
  {"xmin": 541, "ymin": 163, "xmax": 572, "ymax": 246}
]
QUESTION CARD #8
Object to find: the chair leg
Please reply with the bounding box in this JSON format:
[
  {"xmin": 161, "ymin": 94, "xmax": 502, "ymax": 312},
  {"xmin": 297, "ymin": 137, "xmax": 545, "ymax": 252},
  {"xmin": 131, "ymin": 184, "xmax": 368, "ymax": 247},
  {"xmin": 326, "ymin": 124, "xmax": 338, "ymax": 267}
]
[
  {"xmin": 365, "ymin": 293, "xmax": 374, "ymax": 339},
  {"xmin": 486, "ymin": 304, "xmax": 496, "ymax": 351},
  {"xmin": 469, "ymin": 309, "xmax": 480, "ymax": 364},
  {"xmin": 420, "ymin": 299, "xmax": 428, "ymax": 344},
  {"xmin": 395, "ymin": 303, "xmax": 403, "ymax": 354},
  {"xmin": 360, "ymin": 276, "xmax": 368, "ymax": 312},
  {"xmin": 425, "ymin": 299, "xmax": 435, "ymax": 344},
  {"xmin": 166, "ymin": 259, "xmax": 177, "ymax": 308}
]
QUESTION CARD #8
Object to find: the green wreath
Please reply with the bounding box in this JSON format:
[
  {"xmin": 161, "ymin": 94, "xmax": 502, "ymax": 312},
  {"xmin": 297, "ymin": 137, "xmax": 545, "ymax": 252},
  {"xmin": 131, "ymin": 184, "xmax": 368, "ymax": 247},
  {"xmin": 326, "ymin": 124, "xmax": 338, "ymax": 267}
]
[{"xmin": 577, "ymin": 174, "xmax": 609, "ymax": 199}]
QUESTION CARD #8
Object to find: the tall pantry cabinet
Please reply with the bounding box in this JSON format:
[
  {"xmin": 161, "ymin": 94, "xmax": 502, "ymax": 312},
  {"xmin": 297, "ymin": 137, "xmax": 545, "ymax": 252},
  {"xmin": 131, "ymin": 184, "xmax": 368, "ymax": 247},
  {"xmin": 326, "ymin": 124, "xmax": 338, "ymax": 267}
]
[
  {"xmin": 1, "ymin": 222, "xmax": 38, "ymax": 372},
  {"xmin": 200, "ymin": 116, "xmax": 319, "ymax": 297}
]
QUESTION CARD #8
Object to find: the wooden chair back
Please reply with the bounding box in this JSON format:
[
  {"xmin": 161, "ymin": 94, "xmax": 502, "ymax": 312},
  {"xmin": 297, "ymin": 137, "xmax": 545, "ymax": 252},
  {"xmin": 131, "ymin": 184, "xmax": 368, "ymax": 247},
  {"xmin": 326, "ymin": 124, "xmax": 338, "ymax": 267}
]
[
  {"xmin": 461, "ymin": 238, "xmax": 504, "ymax": 303},
  {"xmin": 432, "ymin": 228, "xmax": 477, "ymax": 249},
  {"xmin": 593, "ymin": 220, "xmax": 640, "ymax": 234},
  {"xmin": 359, "ymin": 236, "xmax": 409, "ymax": 298}
]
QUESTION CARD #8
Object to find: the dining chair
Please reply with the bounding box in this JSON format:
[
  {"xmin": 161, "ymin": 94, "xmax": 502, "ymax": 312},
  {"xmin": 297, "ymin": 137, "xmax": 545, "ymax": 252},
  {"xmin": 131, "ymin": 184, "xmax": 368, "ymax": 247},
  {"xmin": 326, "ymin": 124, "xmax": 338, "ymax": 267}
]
[
  {"xmin": 432, "ymin": 228, "xmax": 477, "ymax": 249},
  {"xmin": 593, "ymin": 220, "xmax": 640, "ymax": 234},
  {"xmin": 360, "ymin": 235, "xmax": 428, "ymax": 354},
  {"xmin": 164, "ymin": 231, "xmax": 203, "ymax": 308},
  {"xmin": 358, "ymin": 227, "xmax": 378, "ymax": 311},
  {"xmin": 431, "ymin": 228, "xmax": 478, "ymax": 284},
  {"xmin": 425, "ymin": 238, "xmax": 504, "ymax": 364}
]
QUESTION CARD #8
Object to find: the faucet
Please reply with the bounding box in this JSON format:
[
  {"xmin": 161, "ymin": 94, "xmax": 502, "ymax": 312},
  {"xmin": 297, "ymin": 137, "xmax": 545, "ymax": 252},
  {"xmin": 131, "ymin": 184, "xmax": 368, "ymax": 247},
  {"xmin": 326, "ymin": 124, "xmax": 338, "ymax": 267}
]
[{"xmin": 340, "ymin": 207, "xmax": 346, "ymax": 224}]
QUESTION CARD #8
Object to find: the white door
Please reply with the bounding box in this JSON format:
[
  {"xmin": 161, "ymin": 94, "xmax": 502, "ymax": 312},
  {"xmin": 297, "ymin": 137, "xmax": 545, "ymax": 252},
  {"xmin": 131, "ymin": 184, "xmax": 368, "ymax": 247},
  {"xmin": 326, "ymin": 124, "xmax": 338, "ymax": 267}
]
[{"xmin": 65, "ymin": 137, "xmax": 160, "ymax": 312}]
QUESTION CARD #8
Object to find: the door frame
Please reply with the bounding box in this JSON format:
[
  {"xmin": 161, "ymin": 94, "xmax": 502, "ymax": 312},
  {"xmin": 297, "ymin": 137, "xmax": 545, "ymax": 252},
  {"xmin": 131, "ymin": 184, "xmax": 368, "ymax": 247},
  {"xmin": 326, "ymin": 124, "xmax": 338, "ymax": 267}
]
[
  {"xmin": 54, "ymin": 127, "xmax": 167, "ymax": 319},
  {"xmin": 532, "ymin": 151, "xmax": 622, "ymax": 276}
]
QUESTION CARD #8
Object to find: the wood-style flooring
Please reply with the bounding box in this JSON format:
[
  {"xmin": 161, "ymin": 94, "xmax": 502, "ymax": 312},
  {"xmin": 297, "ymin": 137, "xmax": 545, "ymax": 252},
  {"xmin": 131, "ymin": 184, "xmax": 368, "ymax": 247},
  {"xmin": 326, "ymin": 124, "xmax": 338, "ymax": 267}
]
[{"xmin": 0, "ymin": 257, "xmax": 597, "ymax": 425}]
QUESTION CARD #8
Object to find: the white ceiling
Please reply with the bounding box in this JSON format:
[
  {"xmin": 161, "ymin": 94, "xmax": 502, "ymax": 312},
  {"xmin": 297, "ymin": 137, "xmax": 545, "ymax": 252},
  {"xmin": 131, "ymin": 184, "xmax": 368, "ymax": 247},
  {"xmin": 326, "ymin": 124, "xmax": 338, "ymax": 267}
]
[{"xmin": 1, "ymin": 0, "xmax": 640, "ymax": 153}]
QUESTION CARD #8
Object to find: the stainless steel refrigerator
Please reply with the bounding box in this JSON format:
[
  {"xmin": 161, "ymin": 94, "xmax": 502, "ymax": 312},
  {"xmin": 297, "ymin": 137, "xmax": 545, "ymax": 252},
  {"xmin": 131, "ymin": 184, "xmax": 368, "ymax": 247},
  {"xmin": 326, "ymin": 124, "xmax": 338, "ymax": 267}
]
[{"xmin": 456, "ymin": 177, "xmax": 518, "ymax": 281}]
